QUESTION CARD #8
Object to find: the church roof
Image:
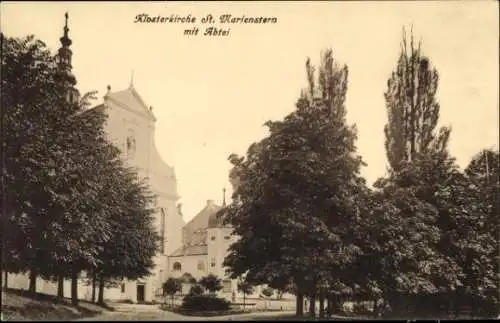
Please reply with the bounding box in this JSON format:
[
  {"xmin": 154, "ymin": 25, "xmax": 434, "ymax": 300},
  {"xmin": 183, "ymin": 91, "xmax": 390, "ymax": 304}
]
[
  {"xmin": 104, "ymin": 85, "xmax": 156, "ymax": 121},
  {"xmin": 182, "ymin": 200, "xmax": 222, "ymax": 235},
  {"xmin": 207, "ymin": 207, "xmax": 230, "ymax": 229},
  {"xmin": 168, "ymin": 200, "xmax": 223, "ymax": 258},
  {"xmin": 170, "ymin": 243, "xmax": 208, "ymax": 257}
]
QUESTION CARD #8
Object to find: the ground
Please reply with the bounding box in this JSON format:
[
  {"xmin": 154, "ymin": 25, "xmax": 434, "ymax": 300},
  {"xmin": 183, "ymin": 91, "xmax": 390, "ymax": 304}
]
[
  {"xmin": 2, "ymin": 289, "xmax": 298, "ymax": 321},
  {"xmin": 1, "ymin": 288, "xmax": 109, "ymax": 321},
  {"xmin": 77, "ymin": 302, "xmax": 298, "ymax": 321},
  {"xmin": 2, "ymin": 288, "xmax": 357, "ymax": 321}
]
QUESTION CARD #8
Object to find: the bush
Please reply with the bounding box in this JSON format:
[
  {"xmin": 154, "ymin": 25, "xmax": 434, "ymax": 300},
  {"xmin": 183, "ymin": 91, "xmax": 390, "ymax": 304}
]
[
  {"xmin": 188, "ymin": 284, "xmax": 204, "ymax": 296},
  {"xmin": 262, "ymin": 287, "xmax": 274, "ymax": 297},
  {"xmin": 181, "ymin": 294, "xmax": 230, "ymax": 312},
  {"xmin": 352, "ymin": 302, "xmax": 373, "ymax": 316}
]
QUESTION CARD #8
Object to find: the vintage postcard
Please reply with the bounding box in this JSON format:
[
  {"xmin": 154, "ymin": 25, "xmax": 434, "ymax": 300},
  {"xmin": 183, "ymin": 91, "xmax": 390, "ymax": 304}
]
[{"xmin": 1, "ymin": 1, "xmax": 498, "ymax": 321}]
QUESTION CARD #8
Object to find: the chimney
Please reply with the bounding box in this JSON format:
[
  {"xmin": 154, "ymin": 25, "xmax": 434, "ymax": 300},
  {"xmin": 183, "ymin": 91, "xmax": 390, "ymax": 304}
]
[{"xmin": 207, "ymin": 199, "xmax": 214, "ymax": 206}]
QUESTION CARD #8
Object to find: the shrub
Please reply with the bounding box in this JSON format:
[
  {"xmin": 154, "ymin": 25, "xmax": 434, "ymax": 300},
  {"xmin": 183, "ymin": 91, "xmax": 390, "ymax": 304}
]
[
  {"xmin": 262, "ymin": 287, "xmax": 274, "ymax": 297},
  {"xmin": 182, "ymin": 294, "xmax": 230, "ymax": 312},
  {"xmin": 188, "ymin": 284, "xmax": 204, "ymax": 296},
  {"xmin": 199, "ymin": 274, "xmax": 223, "ymax": 294}
]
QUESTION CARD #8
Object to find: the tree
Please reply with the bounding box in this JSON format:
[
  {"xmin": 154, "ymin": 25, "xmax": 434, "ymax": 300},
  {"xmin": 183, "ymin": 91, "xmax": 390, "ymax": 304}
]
[
  {"xmin": 1, "ymin": 34, "xmax": 113, "ymax": 306},
  {"xmin": 375, "ymin": 27, "xmax": 479, "ymax": 318},
  {"xmin": 1, "ymin": 33, "xmax": 158, "ymax": 308},
  {"xmin": 180, "ymin": 272, "xmax": 197, "ymax": 284},
  {"xmin": 199, "ymin": 274, "xmax": 223, "ymax": 295},
  {"xmin": 237, "ymin": 279, "xmax": 254, "ymax": 310},
  {"xmin": 383, "ymin": 27, "xmax": 451, "ymax": 172},
  {"xmin": 163, "ymin": 278, "xmax": 182, "ymax": 306},
  {"xmin": 223, "ymin": 49, "xmax": 367, "ymax": 317},
  {"xmin": 460, "ymin": 149, "xmax": 499, "ymax": 317},
  {"xmin": 93, "ymin": 163, "xmax": 159, "ymax": 305}
]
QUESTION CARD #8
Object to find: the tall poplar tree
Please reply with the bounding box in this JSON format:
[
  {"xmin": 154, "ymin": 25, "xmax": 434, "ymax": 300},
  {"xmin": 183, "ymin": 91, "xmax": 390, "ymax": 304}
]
[{"xmin": 384, "ymin": 27, "xmax": 451, "ymax": 172}]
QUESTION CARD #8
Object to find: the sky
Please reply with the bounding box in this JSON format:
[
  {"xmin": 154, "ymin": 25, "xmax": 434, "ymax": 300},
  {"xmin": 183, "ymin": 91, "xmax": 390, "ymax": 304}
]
[{"xmin": 2, "ymin": 1, "xmax": 498, "ymax": 223}]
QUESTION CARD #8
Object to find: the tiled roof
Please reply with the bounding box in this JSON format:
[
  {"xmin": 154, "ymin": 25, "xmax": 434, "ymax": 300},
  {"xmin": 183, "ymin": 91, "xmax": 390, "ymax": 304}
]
[
  {"xmin": 170, "ymin": 244, "xmax": 208, "ymax": 257},
  {"xmin": 183, "ymin": 201, "xmax": 222, "ymax": 243}
]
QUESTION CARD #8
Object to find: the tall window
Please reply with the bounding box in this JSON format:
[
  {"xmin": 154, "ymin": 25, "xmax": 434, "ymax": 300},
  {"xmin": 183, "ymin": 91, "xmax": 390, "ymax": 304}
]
[
  {"xmin": 126, "ymin": 129, "xmax": 136, "ymax": 158},
  {"xmin": 173, "ymin": 262, "xmax": 182, "ymax": 271},
  {"xmin": 197, "ymin": 260, "xmax": 205, "ymax": 271},
  {"xmin": 160, "ymin": 208, "xmax": 166, "ymax": 254},
  {"xmin": 223, "ymin": 280, "xmax": 232, "ymax": 293},
  {"xmin": 211, "ymin": 257, "xmax": 216, "ymax": 268}
]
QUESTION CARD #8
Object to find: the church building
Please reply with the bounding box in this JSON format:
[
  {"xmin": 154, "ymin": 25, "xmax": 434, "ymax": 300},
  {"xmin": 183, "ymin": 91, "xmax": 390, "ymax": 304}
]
[{"xmin": 89, "ymin": 81, "xmax": 185, "ymax": 303}]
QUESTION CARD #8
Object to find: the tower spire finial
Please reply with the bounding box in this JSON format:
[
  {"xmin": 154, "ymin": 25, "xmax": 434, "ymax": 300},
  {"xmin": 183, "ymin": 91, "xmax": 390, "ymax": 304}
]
[
  {"xmin": 222, "ymin": 187, "xmax": 226, "ymax": 207},
  {"xmin": 64, "ymin": 12, "xmax": 69, "ymax": 38}
]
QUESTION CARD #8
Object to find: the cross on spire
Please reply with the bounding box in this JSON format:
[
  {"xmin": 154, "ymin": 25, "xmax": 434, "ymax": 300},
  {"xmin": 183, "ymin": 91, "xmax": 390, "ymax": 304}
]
[
  {"xmin": 63, "ymin": 12, "xmax": 69, "ymax": 38},
  {"xmin": 130, "ymin": 70, "xmax": 135, "ymax": 88}
]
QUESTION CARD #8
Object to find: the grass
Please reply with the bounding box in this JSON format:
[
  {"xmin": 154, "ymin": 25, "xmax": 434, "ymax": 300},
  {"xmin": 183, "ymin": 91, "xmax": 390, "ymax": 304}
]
[{"xmin": 1, "ymin": 288, "xmax": 112, "ymax": 321}]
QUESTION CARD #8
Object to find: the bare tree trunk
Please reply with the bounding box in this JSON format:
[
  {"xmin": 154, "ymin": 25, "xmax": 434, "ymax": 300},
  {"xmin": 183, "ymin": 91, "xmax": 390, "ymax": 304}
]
[
  {"xmin": 319, "ymin": 291, "xmax": 325, "ymax": 318},
  {"xmin": 309, "ymin": 293, "xmax": 316, "ymax": 316},
  {"xmin": 243, "ymin": 293, "xmax": 246, "ymax": 311},
  {"xmin": 91, "ymin": 271, "xmax": 97, "ymax": 303},
  {"xmin": 28, "ymin": 269, "xmax": 37, "ymax": 294},
  {"xmin": 98, "ymin": 276, "xmax": 105, "ymax": 305},
  {"xmin": 296, "ymin": 292, "xmax": 304, "ymax": 317},
  {"xmin": 3, "ymin": 271, "xmax": 8, "ymax": 289},
  {"xmin": 71, "ymin": 267, "xmax": 78, "ymax": 306},
  {"xmin": 326, "ymin": 294, "xmax": 333, "ymax": 317},
  {"xmin": 57, "ymin": 275, "xmax": 64, "ymax": 301}
]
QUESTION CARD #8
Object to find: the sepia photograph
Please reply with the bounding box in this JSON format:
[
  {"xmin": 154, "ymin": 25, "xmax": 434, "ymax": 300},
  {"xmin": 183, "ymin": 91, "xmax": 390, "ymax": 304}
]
[{"xmin": 1, "ymin": 1, "xmax": 498, "ymax": 321}]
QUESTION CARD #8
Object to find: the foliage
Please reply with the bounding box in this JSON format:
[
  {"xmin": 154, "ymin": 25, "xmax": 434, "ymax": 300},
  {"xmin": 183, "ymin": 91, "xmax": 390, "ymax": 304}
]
[
  {"xmin": 1, "ymin": 33, "xmax": 159, "ymax": 306},
  {"xmin": 163, "ymin": 278, "xmax": 182, "ymax": 296},
  {"xmin": 188, "ymin": 284, "xmax": 204, "ymax": 296},
  {"xmin": 1, "ymin": 33, "xmax": 111, "ymax": 288},
  {"xmin": 237, "ymin": 280, "xmax": 254, "ymax": 295},
  {"xmin": 374, "ymin": 27, "xmax": 498, "ymax": 318},
  {"xmin": 180, "ymin": 272, "xmax": 197, "ymax": 284},
  {"xmin": 93, "ymin": 163, "xmax": 159, "ymax": 285},
  {"xmin": 181, "ymin": 294, "xmax": 231, "ymax": 312},
  {"xmin": 223, "ymin": 49, "xmax": 368, "ymax": 309},
  {"xmin": 163, "ymin": 277, "xmax": 182, "ymax": 306},
  {"xmin": 383, "ymin": 27, "xmax": 451, "ymax": 172},
  {"xmin": 199, "ymin": 274, "xmax": 223, "ymax": 294},
  {"xmin": 262, "ymin": 287, "xmax": 274, "ymax": 297}
]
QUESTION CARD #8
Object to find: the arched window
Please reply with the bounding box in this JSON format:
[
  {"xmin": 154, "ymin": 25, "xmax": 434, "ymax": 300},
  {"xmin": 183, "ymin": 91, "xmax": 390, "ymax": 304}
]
[
  {"xmin": 126, "ymin": 129, "xmax": 136, "ymax": 157},
  {"xmin": 173, "ymin": 262, "xmax": 182, "ymax": 271}
]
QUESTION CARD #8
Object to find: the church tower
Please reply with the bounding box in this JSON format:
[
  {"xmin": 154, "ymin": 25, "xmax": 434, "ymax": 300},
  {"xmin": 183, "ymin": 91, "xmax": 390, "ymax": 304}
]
[{"xmin": 55, "ymin": 12, "xmax": 80, "ymax": 104}]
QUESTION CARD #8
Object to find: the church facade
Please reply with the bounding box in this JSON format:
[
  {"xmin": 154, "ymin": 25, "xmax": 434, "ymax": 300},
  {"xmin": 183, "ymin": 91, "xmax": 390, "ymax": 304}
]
[
  {"xmin": 4, "ymin": 13, "xmax": 184, "ymax": 304},
  {"xmin": 89, "ymin": 83, "xmax": 185, "ymax": 303}
]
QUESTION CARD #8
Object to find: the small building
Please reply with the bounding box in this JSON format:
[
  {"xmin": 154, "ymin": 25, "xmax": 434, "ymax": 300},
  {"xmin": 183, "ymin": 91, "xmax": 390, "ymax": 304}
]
[{"xmin": 167, "ymin": 194, "xmax": 263, "ymax": 301}]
